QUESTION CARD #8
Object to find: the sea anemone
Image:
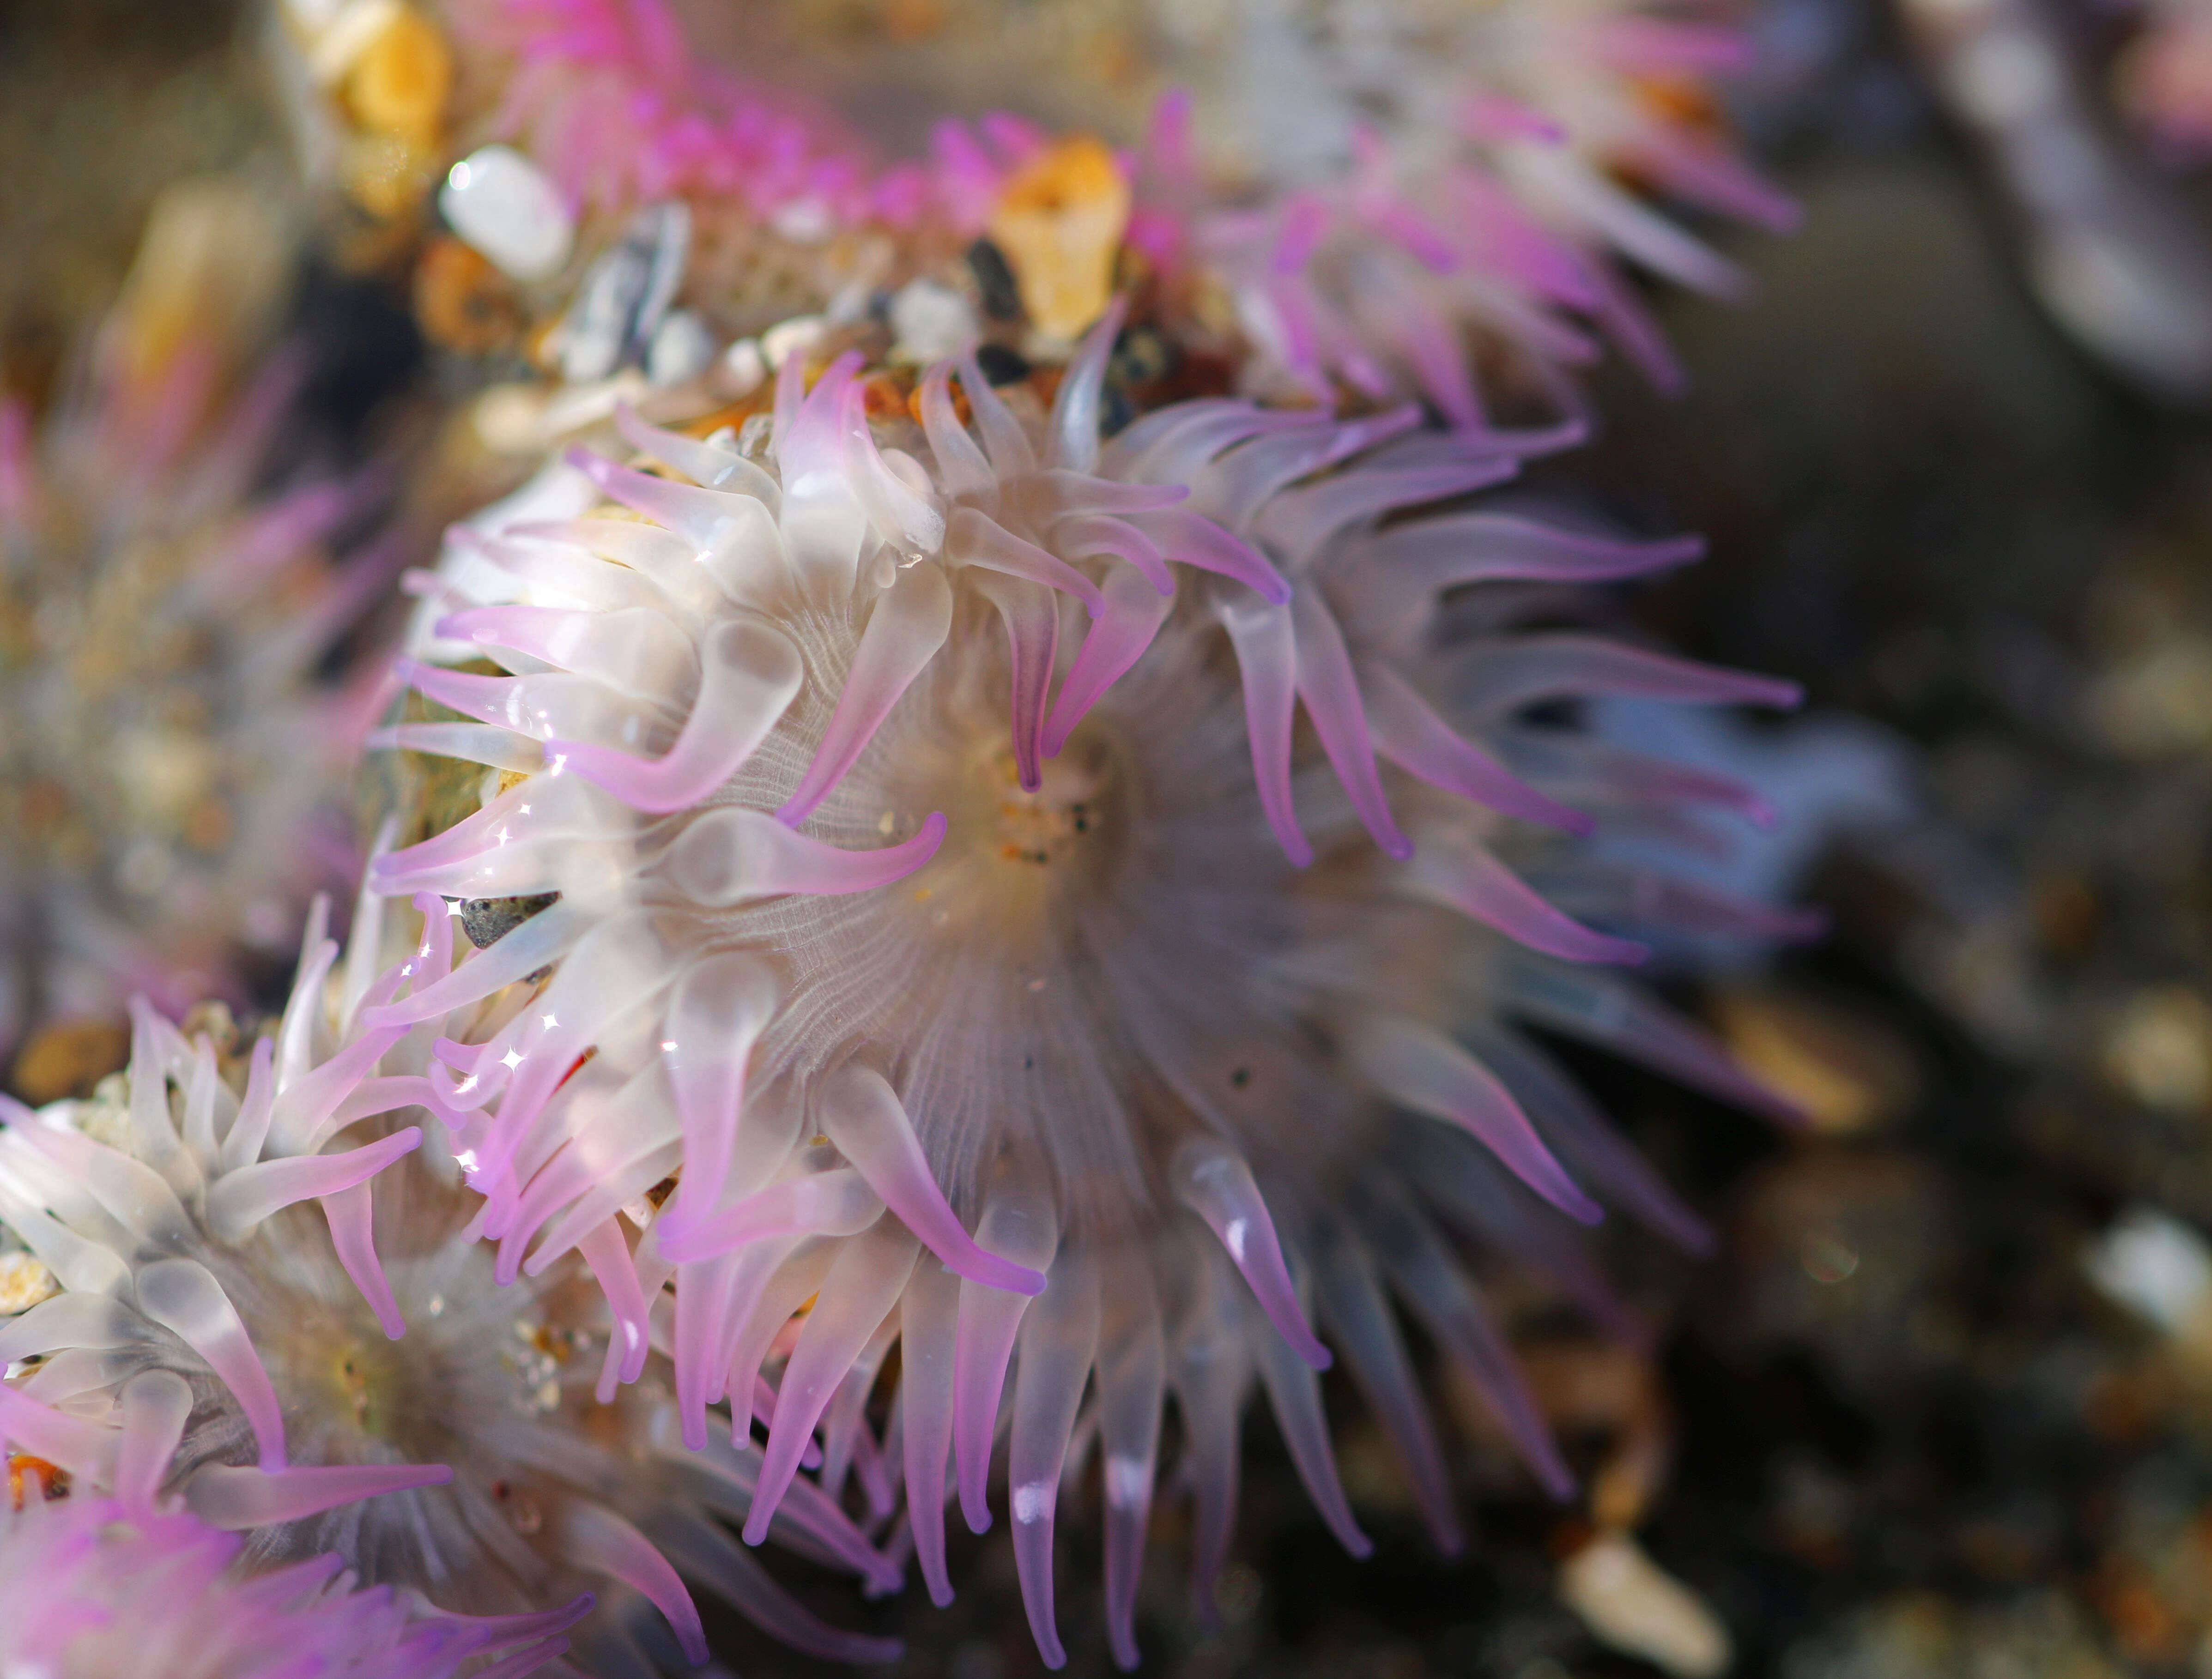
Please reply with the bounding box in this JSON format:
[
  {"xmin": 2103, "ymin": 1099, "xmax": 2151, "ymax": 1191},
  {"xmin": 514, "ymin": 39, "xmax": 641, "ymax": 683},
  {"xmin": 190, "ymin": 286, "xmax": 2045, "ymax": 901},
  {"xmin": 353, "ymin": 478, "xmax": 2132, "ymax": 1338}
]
[
  {"xmin": 0, "ymin": 892, "xmax": 903, "ymax": 1675},
  {"xmin": 0, "ymin": 1475, "xmax": 581, "ymax": 1679},
  {"xmin": 371, "ymin": 303, "xmax": 1801, "ymax": 1667},
  {"xmin": 0, "ymin": 178, "xmax": 387, "ymax": 1064},
  {"xmin": 1131, "ymin": 0, "xmax": 1799, "ymax": 418}
]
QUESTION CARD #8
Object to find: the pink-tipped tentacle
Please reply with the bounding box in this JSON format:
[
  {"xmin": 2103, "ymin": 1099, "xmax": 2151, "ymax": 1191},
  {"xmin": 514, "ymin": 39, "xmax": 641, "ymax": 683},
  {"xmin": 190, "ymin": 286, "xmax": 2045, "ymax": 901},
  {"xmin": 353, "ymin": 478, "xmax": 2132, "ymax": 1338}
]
[
  {"xmin": 184, "ymin": 1462, "xmax": 452, "ymax": 1529},
  {"xmin": 953, "ymin": 1178, "xmax": 1060, "ymax": 1534},
  {"xmin": 564, "ymin": 446, "xmax": 767, "ymax": 556},
  {"xmin": 664, "ymin": 807, "xmax": 947, "ymax": 906},
  {"xmin": 1042, "ymin": 564, "xmax": 1175, "ymax": 759},
  {"xmin": 744, "ymin": 1222, "xmax": 917, "ymax": 1545},
  {"xmin": 322, "ymin": 1179, "xmax": 406, "ymax": 1341},
  {"xmin": 1009, "ymin": 1250, "xmax": 1099, "ymax": 1669},
  {"xmin": 1050, "ymin": 513, "xmax": 1175, "ymax": 595},
  {"xmin": 135, "ymin": 1258, "xmax": 289, "ymax": 1470},
  {"xmin": 946, "ymin": 507, "xmax": 1105, "ymax": 617},
  {"xmin": 918, "ymin": 363, "xmax": 997, "ymax": 504},
  {"xmin": 971, "ymin": 569, "xmax": 1061, "ymax": 791},
  {"xmin": 955, "ymin": 351, "xmax": 1039, "ymax": 480},
  {"xmin": 577, "ymin": 1219, "xmax": 655, "ymax": 1403},
  {"xmin": 613, "ymin": 400, "xmax": 781, "ymax": 505},
  {"xmin": 657, "ymin": 952, "xmax": 781, "ymax": 1238},
  {"xmin": 817, "ymin": 1066, "xmax": 1048, "ymax": 1297},
  {"xmin": 1248, "ymin": 1297, "xmax": 1372, "ymax": 1559},
  {"xmin": 551, "ymin": 617, "xmax": 802, "ymax": 813},
  {"xmin": 1097, "ymin": 1265, "xmax": 1166, "ymax": 1671},
  {"xmin": 1049, "ymin": 296, "xmax": 1128, "ymax": 473},
  {"xmin": 559, "ymin": 1502, "xmax": 709, "ymax": 1666},
  {"xmin": 1318, "ymin": 1236, "xmax": 1468, "ymax": 1555},
  {"xmin": 1173, "ymin": 1140, "xmax": 1333, "ymax": 1370},
  {"xmin": 776, "ymin": 561, "xmax": 952, "ymax": 826},
  {"xmin": 1346, "ymin": 1016, "xmax": 1601, "ymax": 1224},
  {"xmin": 900, "ymin": 1262, "xmax": 962, "ymax": 1606},
  {"xmin": 435, "ymin": 603, "xmax": 700, "ymax": 704},
  {"xmin": 1290, "ymin": 589, "xmax": 1413, "ymax": 858},
  {"xmin": 205, "ymin": 1128, "xmax": 423, "ymax": 1244},
  {"xmin": 1454, "ymin": 634, "xmax": 1803, "ymax": 717},
  {"xmin": 116, "ymin": 1370, "xmax": 193, "ymax": 1514},
  {"xmin": 1217, "ymin": 594, "xmax": 1311, "ymax": 866},
  {"xmin": 1402, "ymin": 831, "xmax": 1649, "ymax": 965},
  {"xmin": 1362, "ymin": 666, "xmax": 1591, "ymax": 833},
  {"xmin": 1131, "ymin": 507, "xmax": 1289, "ymax": 601},
  {"xmin": 655, "ymin": 1166, "xmax": 885, "ymax": 1263}
]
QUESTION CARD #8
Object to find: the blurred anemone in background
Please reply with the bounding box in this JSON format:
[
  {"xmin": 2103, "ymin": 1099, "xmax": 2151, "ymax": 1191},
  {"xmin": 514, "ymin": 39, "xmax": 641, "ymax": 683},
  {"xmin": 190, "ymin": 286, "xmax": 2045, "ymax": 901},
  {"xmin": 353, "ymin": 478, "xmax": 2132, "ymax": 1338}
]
[
  {"xmin": 367, "ymin": 302, "xmax": 1804, "ymax": 1667},
  {"xmin": 0, "ymin": 894, "xmax": 905, "ymax": 1676},
  {"xmin": 0, "ymin": 1480, "xmax": 582, "ymax": 1679},
  {"xmin": 0, "ymin": 175, "xmax": 394, "ymax": 1084},
  {"xmin": 267, "ymin": 0, "xmax": 1784, "ymax": 462}
]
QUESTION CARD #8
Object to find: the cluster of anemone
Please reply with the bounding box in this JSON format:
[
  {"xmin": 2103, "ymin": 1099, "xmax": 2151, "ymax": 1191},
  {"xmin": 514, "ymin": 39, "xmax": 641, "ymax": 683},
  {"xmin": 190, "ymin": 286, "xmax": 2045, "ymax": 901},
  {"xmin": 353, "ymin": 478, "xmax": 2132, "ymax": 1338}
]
[
  {"xmin": 0, "ymin": 223, "xmax": 385, "ymax": 1061},
  {"xmin": 340, "ymin": 305, "xmax": 1799, "ymax": 1666}
]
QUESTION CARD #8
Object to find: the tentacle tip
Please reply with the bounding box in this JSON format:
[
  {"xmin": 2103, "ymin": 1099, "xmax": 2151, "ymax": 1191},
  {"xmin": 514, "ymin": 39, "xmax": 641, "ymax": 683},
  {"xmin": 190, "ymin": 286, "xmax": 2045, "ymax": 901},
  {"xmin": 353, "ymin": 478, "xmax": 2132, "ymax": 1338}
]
[
  {"xmin": 773, "ymin": 799, "xmax": 811, "ymax": 829},
  {"xmin": 1280, "ymin": 835, "xmax": 1315, "ymax": 869},
  {"xmin": 1538, "ymin": 1464, "xmax": 1579, "ymax": 1504},
  {"xmin": 741, "ymin": 1515, "xmax": 772, "ymax": 1548},
  {"xmin": 1299, "ymin": 1340, "xmax": 1333, "ymax": 1372},
  {"xmin": 677, "ymin": 1631, "xmax": 711, "ymax": 1666},
  {"xmin": 1342, "ymin": 1531, "xmax": 1375, "ymax": 1561},
  {"xmin": 928, "ymin": 1582, "xmax": 955, "ymax": 1608},
  {"xmin": 376, "ymin": 1310, "xmax": 407, "ymax": 1341},
  {"xmin": 964, "ymin": 1510, "xmax": 993, "ymax": 1536},
  {"xmin": 1562, "ymin": 1190, "xmax": 1606, "ymax": 1228},
  {"xmin": 1111, "ymin": 1635, "xmax": 1142, "ymax": 1672},
  {"xmin": 1379, "ymin": 833, "xmax": 1415, "ymax": 862}
]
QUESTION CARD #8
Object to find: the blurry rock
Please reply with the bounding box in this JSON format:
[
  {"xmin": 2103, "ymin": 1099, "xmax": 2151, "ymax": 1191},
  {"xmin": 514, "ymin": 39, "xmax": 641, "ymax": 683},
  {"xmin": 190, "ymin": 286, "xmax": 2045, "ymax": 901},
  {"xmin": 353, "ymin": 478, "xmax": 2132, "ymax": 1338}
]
[
  {"xmin": 2085, "ymin": 1207, "xmax": 2212, "ymax": 1340},
  {"xmin": 985, "ymin": 135, "xmax": 1130, "ymax": 341},
  {"xmin": 555, "ymin": 201, "xmax": 691, "ymax": 384},
  {"xmin": 437, "ymin": 143, "xmax": 573, "ymax": 284},
  {"xmin": 7, "ymin": 1017, "xmax": 130, "ymax": 1105},
  {"xmin": 0, "ymin": 1249, "xmax": 57, "ymax": 1316},
  {"xmin": 1558, "ymin": 1533, "xmax": 1732, "ymax": 1678},
  {"xmin": 2103, "ymin": 988, "xmax": 2212, "ymax": 1115},
  {"xmin": 1714, "ymin": 987, "xmax": 1922, "ymax": 1135}
]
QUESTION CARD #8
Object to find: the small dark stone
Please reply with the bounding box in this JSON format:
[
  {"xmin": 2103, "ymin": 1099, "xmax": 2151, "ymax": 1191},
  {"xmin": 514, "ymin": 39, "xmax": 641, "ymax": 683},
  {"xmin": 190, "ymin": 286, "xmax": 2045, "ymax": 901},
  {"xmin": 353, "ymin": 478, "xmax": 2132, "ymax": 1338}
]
[
  {"xmin": 966, "ymin": 238, "xmax": 1023, "ymax": 321},
  {"xmin": 458, "ymin": 892, "xmax": 560, "ymax": 950},
  {"xmin": 975, "ymin": 342, "xmax": 1031, "ymax": 386}
]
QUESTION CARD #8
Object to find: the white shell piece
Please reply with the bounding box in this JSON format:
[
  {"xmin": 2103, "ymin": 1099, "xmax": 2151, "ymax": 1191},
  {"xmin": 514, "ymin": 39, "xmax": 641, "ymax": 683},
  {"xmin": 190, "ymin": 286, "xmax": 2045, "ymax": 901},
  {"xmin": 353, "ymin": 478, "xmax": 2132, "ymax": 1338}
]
[{"xmin": 439, "ymin": 145, "xmax": 575, "ymax": 284}]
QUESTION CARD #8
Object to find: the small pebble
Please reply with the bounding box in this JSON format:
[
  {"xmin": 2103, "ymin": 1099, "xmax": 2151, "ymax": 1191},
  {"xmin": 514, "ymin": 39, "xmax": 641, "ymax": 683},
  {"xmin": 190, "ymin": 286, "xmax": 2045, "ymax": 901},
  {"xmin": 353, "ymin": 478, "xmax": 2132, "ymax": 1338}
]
[
  {"xmin": 439, "ymin": 145, "xmax": 572, "ymax": 284},
  {"xmin": 974, "ymin": 343, "xmax": 1030, "ymax": 386},
  {"xmin": 762, "ymin": 314, "xmax": 827, "ymax": 370},
  {"xmin": 0, "ymin": 1250, "xmax": 57, "ymax": 1317},
  {"xmin": 2085, "ymin": 1207, "xmax": 2212, "ymax": 1336},
  {"xmin": 966, "ymin": 237, "xmax": 1022, "ymax": 321},
  {"xmin": 647, "ymin": 309, "xmax": 717, "ymax": 386},
  {"xmin": 558, "ymin": 201, "xmax": 690, "ymax": 383},
  {"xmin": 460, "ymin": 892, "xmax": 560, "ymax": 949},
  {"xmin": 1559, "ymin": 1533, "xmax": 1732, "ymax": 1679},
  {"xmin": 985, "ymin": 135, "xmax": 1132, "ymax": 340},
  {"xmin": 718, "ymin": 337, "xmax": 767, "ymax": 398},
  {"xmin": 890, "ymin": 278, "xmax": 977, "ymax": 362}
]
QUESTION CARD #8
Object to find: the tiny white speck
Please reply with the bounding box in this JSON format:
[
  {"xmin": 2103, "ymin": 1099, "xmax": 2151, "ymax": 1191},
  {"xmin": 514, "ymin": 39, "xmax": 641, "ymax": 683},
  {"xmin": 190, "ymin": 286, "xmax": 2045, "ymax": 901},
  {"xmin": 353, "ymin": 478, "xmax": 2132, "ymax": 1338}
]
[
  {"xmin": 540, "ymin": 1013, "xmax": 558, "ymax": 1030},
  {"xmin": 661, "ymin": 1040, "xmax": 679, "ymax": 1053},
  {"xmin": 1012, "ymin": 1481, "xmax": 1054, "ymax": 1524},
  {"xmin": 455, "ymin": 1150, "xmax": 479, "ymax": 1172},
  {"xmin": 502, "ymin": 1049, "xmax": 524, "ymax": 1069}
]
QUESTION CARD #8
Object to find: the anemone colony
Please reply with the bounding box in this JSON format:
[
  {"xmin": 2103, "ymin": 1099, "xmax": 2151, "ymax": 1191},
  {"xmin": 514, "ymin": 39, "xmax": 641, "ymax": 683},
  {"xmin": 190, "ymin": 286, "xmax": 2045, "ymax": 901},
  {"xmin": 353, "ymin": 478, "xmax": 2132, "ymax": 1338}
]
[{"xmin": 5, "ymin": 3, "xmax": 1807, "ymax": 1675}]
